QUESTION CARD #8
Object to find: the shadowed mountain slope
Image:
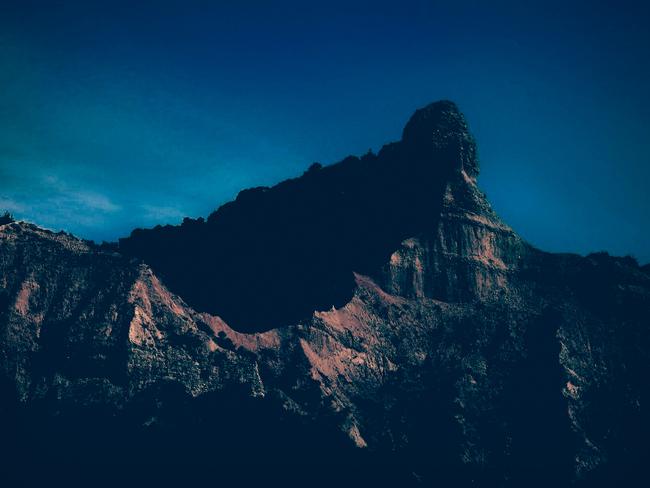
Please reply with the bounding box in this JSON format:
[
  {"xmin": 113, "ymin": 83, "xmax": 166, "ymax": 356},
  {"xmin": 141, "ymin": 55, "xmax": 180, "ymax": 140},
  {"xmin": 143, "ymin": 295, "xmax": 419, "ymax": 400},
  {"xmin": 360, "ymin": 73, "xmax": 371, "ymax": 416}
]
[
  {"xmin": 118, "ymin": 100, "xmax": 476, "ymax": 332},
  {"xmin": 1, "ymin": 101, "xmax": 649, "ymax": 486}
]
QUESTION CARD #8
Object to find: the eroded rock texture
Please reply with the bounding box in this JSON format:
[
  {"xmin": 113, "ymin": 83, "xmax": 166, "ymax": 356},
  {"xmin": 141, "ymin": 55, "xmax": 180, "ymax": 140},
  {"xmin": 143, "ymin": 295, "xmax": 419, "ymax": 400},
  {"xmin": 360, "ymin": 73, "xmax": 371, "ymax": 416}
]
[{"xmin": 1, "ymin": 101, "xmax": 649, "ymax": 487}]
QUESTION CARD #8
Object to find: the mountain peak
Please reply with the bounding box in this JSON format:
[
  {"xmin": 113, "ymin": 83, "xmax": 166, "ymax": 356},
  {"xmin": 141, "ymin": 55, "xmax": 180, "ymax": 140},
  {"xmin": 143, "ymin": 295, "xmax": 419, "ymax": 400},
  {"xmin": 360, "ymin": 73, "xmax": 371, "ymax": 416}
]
[
  {"xmin": 2, "ymin": 100, "xmax": 650, "ymax": 486},
  {"xmin": 402, "ymin": 100, "xmax": 479, "ymax": 178}
]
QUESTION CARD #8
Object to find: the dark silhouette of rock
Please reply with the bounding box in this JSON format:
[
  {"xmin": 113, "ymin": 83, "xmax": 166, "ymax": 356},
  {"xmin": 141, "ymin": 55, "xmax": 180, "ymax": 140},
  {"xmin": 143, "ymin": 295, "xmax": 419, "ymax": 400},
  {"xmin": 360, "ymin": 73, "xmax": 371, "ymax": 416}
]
[
  {"xmin": 1, "ymin": 101, "xmax": 649, "ymax": 487},
  {"xmin": 118, "ymin": 100, "xmax": 468, "ymax": 332},
  {"xmin": 0, "ymin": 212, "xmax": 13, "ymax": 225}
]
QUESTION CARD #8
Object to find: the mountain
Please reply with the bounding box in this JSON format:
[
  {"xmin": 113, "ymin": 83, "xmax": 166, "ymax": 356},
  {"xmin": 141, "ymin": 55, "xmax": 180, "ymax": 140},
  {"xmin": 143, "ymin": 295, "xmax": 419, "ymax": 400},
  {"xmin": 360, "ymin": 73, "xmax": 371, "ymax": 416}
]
[
  {"xmin": 117, "ymin": 100, "xmax": 477, "ymax": 332},
  {"xmin": 1, "ymin": 101, "xmax": 649, "ymax": 487}
]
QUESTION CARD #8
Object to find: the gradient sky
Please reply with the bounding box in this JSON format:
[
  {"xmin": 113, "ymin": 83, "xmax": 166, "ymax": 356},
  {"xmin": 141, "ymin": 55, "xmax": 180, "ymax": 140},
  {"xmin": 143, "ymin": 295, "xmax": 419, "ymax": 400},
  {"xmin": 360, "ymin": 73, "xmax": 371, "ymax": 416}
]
[{"xmin": 1, "ymin": 0, "xmax": 649, "ymax": 262}]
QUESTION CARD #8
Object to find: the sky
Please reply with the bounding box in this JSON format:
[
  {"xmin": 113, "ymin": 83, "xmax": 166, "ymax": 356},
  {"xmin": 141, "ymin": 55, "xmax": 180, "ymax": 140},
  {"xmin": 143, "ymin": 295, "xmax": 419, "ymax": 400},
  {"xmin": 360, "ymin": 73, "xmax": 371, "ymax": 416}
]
[{"xmin": 1, "ymin": 0, "xmax": 649, "ymax": 262}]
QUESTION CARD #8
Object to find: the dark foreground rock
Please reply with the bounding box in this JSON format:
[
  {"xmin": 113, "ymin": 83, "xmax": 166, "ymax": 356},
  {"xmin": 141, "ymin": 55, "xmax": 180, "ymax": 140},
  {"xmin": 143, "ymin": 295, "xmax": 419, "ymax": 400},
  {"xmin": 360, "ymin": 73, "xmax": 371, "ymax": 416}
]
[{"xmin": 1, "ymin": 101, "xmax": 649, "ymax": 487}]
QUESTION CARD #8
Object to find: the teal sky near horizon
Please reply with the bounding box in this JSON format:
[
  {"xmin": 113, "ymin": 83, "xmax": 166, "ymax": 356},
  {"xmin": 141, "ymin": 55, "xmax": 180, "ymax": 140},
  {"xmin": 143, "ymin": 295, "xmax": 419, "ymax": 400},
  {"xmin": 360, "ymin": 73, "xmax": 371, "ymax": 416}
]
[{"xmin": 1, "ymin": 1, "xmax": 649, "ymax": 262}]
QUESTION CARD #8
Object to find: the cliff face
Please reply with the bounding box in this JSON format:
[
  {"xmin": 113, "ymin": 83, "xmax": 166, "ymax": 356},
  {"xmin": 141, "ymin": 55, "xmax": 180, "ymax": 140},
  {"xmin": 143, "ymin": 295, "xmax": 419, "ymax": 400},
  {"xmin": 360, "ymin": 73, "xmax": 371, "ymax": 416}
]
[
  {"xmin": 117, "ymin": 100, "xmax": 471, "ymax": 332},
  {"xmin": 1, "ymin": 102, "xmax": 649, "ymax": 487}
]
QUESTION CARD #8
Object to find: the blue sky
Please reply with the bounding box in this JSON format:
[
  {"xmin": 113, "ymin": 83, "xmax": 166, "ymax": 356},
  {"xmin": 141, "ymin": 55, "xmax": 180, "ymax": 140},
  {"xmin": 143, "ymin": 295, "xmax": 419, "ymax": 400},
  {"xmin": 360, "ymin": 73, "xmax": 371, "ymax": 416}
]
[{"xmin": 1, "ymin": 0, "xmax": 649, "ymax": 262}]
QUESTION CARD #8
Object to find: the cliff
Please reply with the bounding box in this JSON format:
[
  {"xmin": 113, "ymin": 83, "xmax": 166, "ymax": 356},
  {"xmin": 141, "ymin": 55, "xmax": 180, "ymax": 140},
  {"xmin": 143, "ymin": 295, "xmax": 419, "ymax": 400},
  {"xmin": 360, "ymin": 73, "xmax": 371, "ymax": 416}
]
[{"xmin": 1, "ymin": 102, "xmax": 649, "ymax": 487}]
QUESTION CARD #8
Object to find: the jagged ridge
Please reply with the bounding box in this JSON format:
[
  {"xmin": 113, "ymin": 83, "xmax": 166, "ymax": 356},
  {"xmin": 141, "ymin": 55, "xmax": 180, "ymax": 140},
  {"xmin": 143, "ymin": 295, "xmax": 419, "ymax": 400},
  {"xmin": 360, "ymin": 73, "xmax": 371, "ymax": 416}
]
[
  {"xmin": 118, "ymin": 100, "xmax": 474, "ymax": 332},
  {"xmin": 1, "ymin": 101, "xmax": 650, "ymax": 486}
]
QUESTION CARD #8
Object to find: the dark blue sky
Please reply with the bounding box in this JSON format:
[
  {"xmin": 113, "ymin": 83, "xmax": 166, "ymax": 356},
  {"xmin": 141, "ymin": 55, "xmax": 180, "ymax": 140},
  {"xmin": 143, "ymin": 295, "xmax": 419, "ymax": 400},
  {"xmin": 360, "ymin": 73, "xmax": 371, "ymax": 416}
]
[{"xmin": 1, "ymin": 0, "xmax": 648, "ymax": 262}]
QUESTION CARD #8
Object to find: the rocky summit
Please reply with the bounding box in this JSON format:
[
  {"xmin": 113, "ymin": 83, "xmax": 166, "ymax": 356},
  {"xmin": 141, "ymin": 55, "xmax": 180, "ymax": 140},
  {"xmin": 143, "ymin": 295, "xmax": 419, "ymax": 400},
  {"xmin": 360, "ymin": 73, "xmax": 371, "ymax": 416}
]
[{"xmin": 1, "ymin": 101, "xmax": 649, "ymax": 487}]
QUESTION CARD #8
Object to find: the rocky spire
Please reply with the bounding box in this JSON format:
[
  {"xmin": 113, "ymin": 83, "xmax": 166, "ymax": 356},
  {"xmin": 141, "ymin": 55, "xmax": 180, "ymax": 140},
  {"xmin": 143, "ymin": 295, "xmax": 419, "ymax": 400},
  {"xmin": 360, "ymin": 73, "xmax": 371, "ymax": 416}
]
[{"xmin": 401, "ymin": 100, "xmax": 479, "ymax": 178}]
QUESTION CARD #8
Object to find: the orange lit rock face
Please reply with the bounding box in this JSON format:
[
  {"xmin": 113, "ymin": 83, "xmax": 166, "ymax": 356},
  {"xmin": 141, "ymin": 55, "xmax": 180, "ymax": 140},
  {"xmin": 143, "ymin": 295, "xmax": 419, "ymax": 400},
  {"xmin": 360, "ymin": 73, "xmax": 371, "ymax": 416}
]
[
  {"xmin": 1, "ymin": 102, "xmax": 649, "ymax": 486},
  {"xmin": 382, "ymin": 168, "xmax": 523, "ymax": 302}
]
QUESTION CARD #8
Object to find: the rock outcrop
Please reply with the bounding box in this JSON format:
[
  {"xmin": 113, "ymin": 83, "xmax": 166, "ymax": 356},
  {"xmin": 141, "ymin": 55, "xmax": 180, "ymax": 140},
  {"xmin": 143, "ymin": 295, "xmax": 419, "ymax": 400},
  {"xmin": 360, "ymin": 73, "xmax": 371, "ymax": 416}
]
[{"xmin": 1, "ymin": 102, "xmax": 649, "ymax": 487}]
